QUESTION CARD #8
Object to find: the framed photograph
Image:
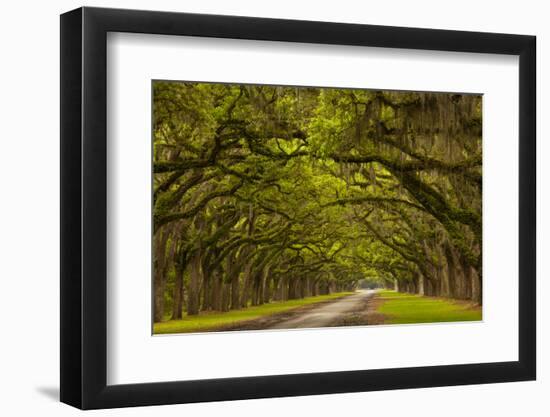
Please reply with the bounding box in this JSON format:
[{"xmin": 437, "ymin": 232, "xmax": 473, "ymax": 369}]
[{"xmin": 60, "ymin": 6, "xmax": 536, "ymax": 409}]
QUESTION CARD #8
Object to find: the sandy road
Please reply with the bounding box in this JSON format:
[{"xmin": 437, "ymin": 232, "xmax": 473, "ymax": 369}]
[{"xmin": 268, "ymin": 289, "xmax": 377, "ymax": 329}]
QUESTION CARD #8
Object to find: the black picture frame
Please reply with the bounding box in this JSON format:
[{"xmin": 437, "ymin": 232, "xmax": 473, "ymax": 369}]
[{"xmin": 60, "ymin": 6, "xmax": 536, "ymax": 410}]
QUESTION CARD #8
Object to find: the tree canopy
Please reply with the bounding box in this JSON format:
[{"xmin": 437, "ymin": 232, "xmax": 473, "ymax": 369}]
[{"xmin": 153, "ymin": 81, "xmax": 482, "ymax": 321}]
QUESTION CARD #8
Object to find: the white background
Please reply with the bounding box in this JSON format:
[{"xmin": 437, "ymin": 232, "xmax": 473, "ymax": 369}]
[
  {"xmin": 108, "ymin": 33, "xmax": 518, "ymax": 384},
  {"xmin": 0, "ymin": 0, "xmax": 546, "ymax": 416}
]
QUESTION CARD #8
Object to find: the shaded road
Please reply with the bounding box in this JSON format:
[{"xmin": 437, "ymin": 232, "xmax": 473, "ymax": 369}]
[{"xmin": 269, "ymin": 289, "xmax": 377, "ymax": 329}]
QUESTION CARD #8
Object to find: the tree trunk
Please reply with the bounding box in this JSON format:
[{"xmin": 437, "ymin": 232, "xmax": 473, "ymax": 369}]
[
  {"xmin": 312, "ymin": 279, "xmax": 319, "ymax": 296},
  {"xmin": 230, "ymin": 272, "xmax": 240, "ymax": 310},
  {"xmin": 288, "ymin": 278, "xmax": 296, "ymax": 299},
  {"xmin": 417, "ymin": 274, "xmax": 425, "ymax": 295},
  {"xmin": 153, "ymin": 229, "xmax": 170, "ymax": 322},
  {"xmin": 444, "ymin": 243, "xmax": 457, "ymax": 298},
  {"xmin": 171, "ymin": 263, "xmax": 185, "ymax": 320},
  {"xmin": 459, "ymin": 256, "xmax": 473, "ymax": 300},
  {"xmin": 280, "ymin": 276, "xmax": 289, "ymax": 300},
  {"xmin": 262, "ymin": 266, "xmax": 271, "ymax": 303},
  {"xmin": 257, "ymin": 270, "xmax": 266, "ymax": 305},
  {"xmin": 240, "ymin": 260, "xmax": 254, "ymax": 308},
  {"xmin": 471, "ymin": 267, "xmax": 482, "ymax": 304},
  {"xmin": 239, "ymin": 205, "xmax": 256, "ymax": 308},
  {"xmin": 221, "ymin": 282, "xmax": 231, "ymax": 311},
  {"xmin": 201, "ymin": 267, "xmax": 210, "ymax": 311},
  {"xmin": 272, "ymin": 277, "xmax": 282, "ymax": 301},
  {"xmin": 226, "ymin": 253, "xmax": 241, "ymax": 310},
  {"xmin": 440, "ymin": 263, "xmax": 450, "ymax": 297},
  {"xmin": 250, "ymin": 273, "xmax": 259, "ymax": 306},
  {"xmin": 187, "ymin": 251, "xmax": 201, "ymax": 316},
  {"xmin": 211, "ymin": 270, "xmax": 222, "ymax": 311}
]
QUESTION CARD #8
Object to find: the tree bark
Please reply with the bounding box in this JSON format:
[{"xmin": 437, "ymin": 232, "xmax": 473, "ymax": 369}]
[
  {"xmin": 444, "ymin": 243, "xmax": 457, "ymax": 298},
  {"xmin": 240, "ymin": 260, "xmax": 254, "ymax": 308},
  {"xmin": 262, "ymin": 265, "xmax": 271, "ymax": 303},
  {"xmin": 211, "ymin": 269, "xmax": 222, "ymax": 311},
  {"xmin": 470, "ymin": 267, "xmax": 482, "ymax": 304},
  {"xmin": 201, "ymin": 266, "xmax": 210, "ymax": 311},
  {"xmin": 187, "ymin": 251, "xmax": 201, "ymax": 316},
  {"xmin": 153, "ymin": 229, "xmax": 170, "ymax": 322},
  {"xmin": 171, "ymin": 263, "xmax": 185, "ymax": 320},
  {"xmin": 221, "ymin": 282, "xmax": 231, "ymax": 311},
  {"xmin": 230, "ymin": 272, "xmax": 240, "ymax": 310}
]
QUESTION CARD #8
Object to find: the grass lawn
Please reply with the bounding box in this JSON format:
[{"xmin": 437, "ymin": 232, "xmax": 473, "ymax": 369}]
[
  {"xmin": 375, "ymin": 290, "xmax": 482, "ymax": 324},
  {"xmin": 154, "ymin": 292, "xmax": 354, "ymax": 334}
]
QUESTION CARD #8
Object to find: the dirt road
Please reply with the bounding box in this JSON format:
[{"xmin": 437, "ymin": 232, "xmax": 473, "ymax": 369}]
[{"xmin": 268, "ymin": 290, "xmax": 377, "ymax": 329}]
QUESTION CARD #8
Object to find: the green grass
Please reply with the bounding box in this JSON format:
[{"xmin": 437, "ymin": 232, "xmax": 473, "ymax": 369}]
[
  {"xmin": 154, "ymin": 292, "xmax": 354, "ymax": 334},
  {"xmin": 375, "ymin": 290, "xmax": 482, "ymax": 324}
]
